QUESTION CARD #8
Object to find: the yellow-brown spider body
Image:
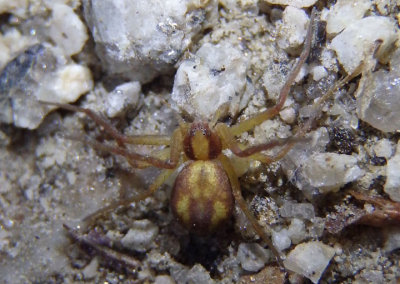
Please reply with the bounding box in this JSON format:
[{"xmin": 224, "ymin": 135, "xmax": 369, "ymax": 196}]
[
  {"xmin": 172, "ymin": 121, "xmax": 233, "ymax": 234},
  {"xmin": 171, "ymin": 159, "xmax": 233, "ymax": 234}
]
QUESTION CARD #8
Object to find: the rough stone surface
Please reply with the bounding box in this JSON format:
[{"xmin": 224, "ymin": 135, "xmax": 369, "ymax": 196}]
[
  {"xmin": 237, "ymin": 243, "xmax": 272, "ymax": 272},
  {"xmin": 331, "ymin": 16, "xmax": 398, "ymax": 74},
  {"xmin": 287, "ymin": 218, "xmax": 306, "ymax": 244},
  {"xmin": 373, "ymin": 139, "xmax": 394, "ymax": 159},
  {"xmin": 82, "ymin": 0, "xmax": 217, "ymax": 83},
  {"xmin": 272, "ymin": 229, "xmax": 291, "ymax": 251},
  {"xmin": 186, "ymin": 264, "xmax": 215, "ymax": 284},
  {"xmin": 384, "ymin": 141, "xmax": 400, "ymax": 202},
  {"xmin": 121, "ymin": 220, "xmax": 159, "ymax": 252},
  {"xmin": 154, "ymin": 275, "xmax": 176, "ymax": 284},
  {"xmin": 280, "ymin": 201, "xmax": 315, "ymax": 220},
  {"xmin": 325, "ymin": 0, "xmax": 372, "ymax": 35},
  {"xmin": 172, "ymin": 41, "xmax": 249, "ymax": 120},
  {"xmin": 262, "ymin": 0, "xmax": 317, "ymax": 8},
  {"xmin": 310, "ymin": 65, "xmax": 328, "ymax": 81},
  {"xmin": 383, "ymin": 226, "xmax": 400, "ymax": 253},
  {"xmin": 0, "ymin": 28, "xmax": 33, "ymax": 70},
  {"xmin": 277, "ymin": 6, "xmax": 309, "ymax": 55},
  {"xmin": 104, "ymin": 81, "xmax": 141, "ymax": 118},
  {"xmin": 48, "ymin": 3, "xmax": 88, "ymax": 56},
  {"xmin": 302, "ymin": 152, "xmax": 364, "ymax": 193},
  {"xmin": 284, "ymin": 241, "xmax": 335, "ymax": 284},
  {"xmin": 0, "ymin": 44, "xmax": 93, "ymax": 129},
  {"xmin": 356, "ymin": 50, "xmax": 400, "ymax": 132}
]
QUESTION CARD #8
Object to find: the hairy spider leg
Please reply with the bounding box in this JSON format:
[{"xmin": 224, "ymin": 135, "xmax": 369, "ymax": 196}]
[
  {"xmin": 215, "ymin": 123, "xmax": 304, "ymax": 164},
  {"xmin": 38, "ymin": 103, "xmax": 187, "ymax": 227},
  {"xmin": 82, "ymin": 168, "xmax": 175, "ymax": 228},
  {"xmin": 69, "ymin": 127, "xmax": 183, "ymax": 169},
  {"xmin": 40, "ymin": 101, "xmax": 184, "ymax": 169},
  {"xmin": 237, "ymin": 66, "xmax": 361, "ymax": 164},
  {"xmin": 229, "ymin": 8, "xmax": 316, "ymax": 137},
  {"xmin": 214, "ymin": 53, "xmax": 365, "ymax": 269},
  {"xmin": 39, "ymin": 101, "xmax": 171, "ymax": 146},
  {"xmin": 218, "ymin": 154, "xmax": 284, "ymax": 266}
]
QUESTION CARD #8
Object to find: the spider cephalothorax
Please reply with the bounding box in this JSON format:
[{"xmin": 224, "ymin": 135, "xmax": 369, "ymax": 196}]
[{"xmin": 183, "ymin": 121, "xmax": 222, "ymax": 160}]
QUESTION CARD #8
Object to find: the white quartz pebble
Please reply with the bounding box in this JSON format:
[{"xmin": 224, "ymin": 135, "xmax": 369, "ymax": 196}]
[
  {"xmin": 331, "ymin": 16, "xmax": 398, "ymax": 74},
  {"xmin": 284, "ymin": 241, "xmax": 335, "ymax": 284}
]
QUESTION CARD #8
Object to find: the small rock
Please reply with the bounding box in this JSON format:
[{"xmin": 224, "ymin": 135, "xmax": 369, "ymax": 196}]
[
  {"xmin": 303, "ymin": 152, "xmax": 364, "ymax": 194},
  {"xmin": 359, "ymin": 269, "xmax": 384, "ymax": 284},
  {"xmin": 82, "ymin": 257, "xmax": 99, "ymax": 280},
  {"xmin": 48, "ymin": 3, "xmax": 88, "ymax": 56},
  {"xmin": 280, "ymin": 201, "xmax": 315, "ymax": 220},
  {"xmin": 237, "ymin": 243, "xmax": 272, "ymax": 272},
  {"xmin": 383, "ymin": 226, "xmax": 400, "ymax": 253},
  {"xmin": 326, "ymin": 0, "xmax": 372, "ymax": 35},
  {"xmin": 172, "ymin": 41, "xmax": 248, "ymax": 120},
  {"xmin": 279, "ymin": 107, "xmax": 296, "ymax": 124},
  {"xmin": 272, "ymin": 229, "xmax": 291, "ymax": 252},
  {"xmin": 0, "ymin": 43, "xmax": 93, "ymax": 129},
  {"xmin": 288, "ymin": 218, "xmax": 306, "ymax": 244},
  {"xmin": 262, "ymin": 60, "xmax": 307, "ymax": 103},
  {"xmin": 42, "ymin": 64, "xmax": 93, "ymax": 103},
  {"xmin": 330, "ymin": 16, "xmax": 398, "ymax": 74},
  {"xmin": 310, "ymin": 65, "xmax": 328, "ymax": 81},
  {"xmin": 186, "ymin": 264, "xmax": 215, "ymax": 284},
  {"xmin": 356, "ymin": 50, "xmax": 400, "ymax": 133},
  {"xmin": 384, "ymin": 142, "xmax": 400, "ymax": 202},
  {"xmin": 0, "ymin": 29, "xmax": 33, "ymax": 70},
  {"xmin": 373, "ymin": 139, "xmax": 394, "ymax": 159},
  {"xmin": 154, "ymin": 275, "xmax": 176, "ymax": 284},
  {"xmin": 105, "ymin": 81, "xmax": 141, "ymax": 118},
  {"xmin": 309, "ymin": 217, "xmax": 325, "ymax": 238},
  {"xmin": 120, "ymin": 219, "xmax": 159, "ymax": 252},
  {"xmin": 277, "ymin": 6, "xmax": 309, "ymax": 55},
  {"xmin": 261, "ymin": 0, "xmax": 317, "ymax": 8},
  {"xmin": 283, "ymin": 241, "xmax": 335, "ymax": 284},
  {"xmin": 281, "ymin": 128, "xmax": 331, "ymax": 199},
  {"xmin": 82, "ymin": 0, "xmax": 217, "ymax": 82}
]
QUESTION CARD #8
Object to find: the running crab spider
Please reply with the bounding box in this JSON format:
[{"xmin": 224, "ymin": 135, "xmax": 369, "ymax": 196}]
[{"xmin": 43, "ymin": 10, "xmax": 320, "ymax": 267}]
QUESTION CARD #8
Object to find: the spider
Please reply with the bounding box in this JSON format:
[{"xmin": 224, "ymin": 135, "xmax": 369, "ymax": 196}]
[{"xmin": 42, "ymin": 10, "xmax": 331, "ymax": 268}]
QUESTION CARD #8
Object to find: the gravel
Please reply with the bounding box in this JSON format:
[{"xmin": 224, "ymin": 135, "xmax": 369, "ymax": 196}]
[{"xmin": 0, "ymin": 1, "xmax": 399, "ymax": 283}]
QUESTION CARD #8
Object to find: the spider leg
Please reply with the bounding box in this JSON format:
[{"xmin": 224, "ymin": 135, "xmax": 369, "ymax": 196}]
[
  {"xmin": 215, "ymin": 123, "xmax": 305, "ymax": 163},
  {"xmin": 128, "ymin": 147, "xmax": 173, "ymax": 169},
  {"xmin": 218, "ymin": 153, "xmax": 284, "ymax": 267},
  {"xmin": 229, "ymin": 8, "xmax": 316, "ymax": 136},
  {"xmin": 66, "ymin": 123, "xmax": 184, "ymax": 169},
  {"xmin": 82, "ymin": 168, "xmax": 175, "ymax": 227},
  {"xmin": 39, "ymin": 101, "xmax": 171, "ymax": 147},
  {"xmin": 64, "ymin": 224, "xmax": 141, "ymax": 269}
]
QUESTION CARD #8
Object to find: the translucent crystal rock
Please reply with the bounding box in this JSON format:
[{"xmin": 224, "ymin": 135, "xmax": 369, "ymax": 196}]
[{"xmin": 357, "ymin": 50, "xmax": 400, "ymax": 133}]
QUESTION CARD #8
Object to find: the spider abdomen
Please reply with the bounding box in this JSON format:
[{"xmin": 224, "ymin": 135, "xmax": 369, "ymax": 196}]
[{"xmin": 171, "ymin": 160, "xmax": 233, "ymax": 234}]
